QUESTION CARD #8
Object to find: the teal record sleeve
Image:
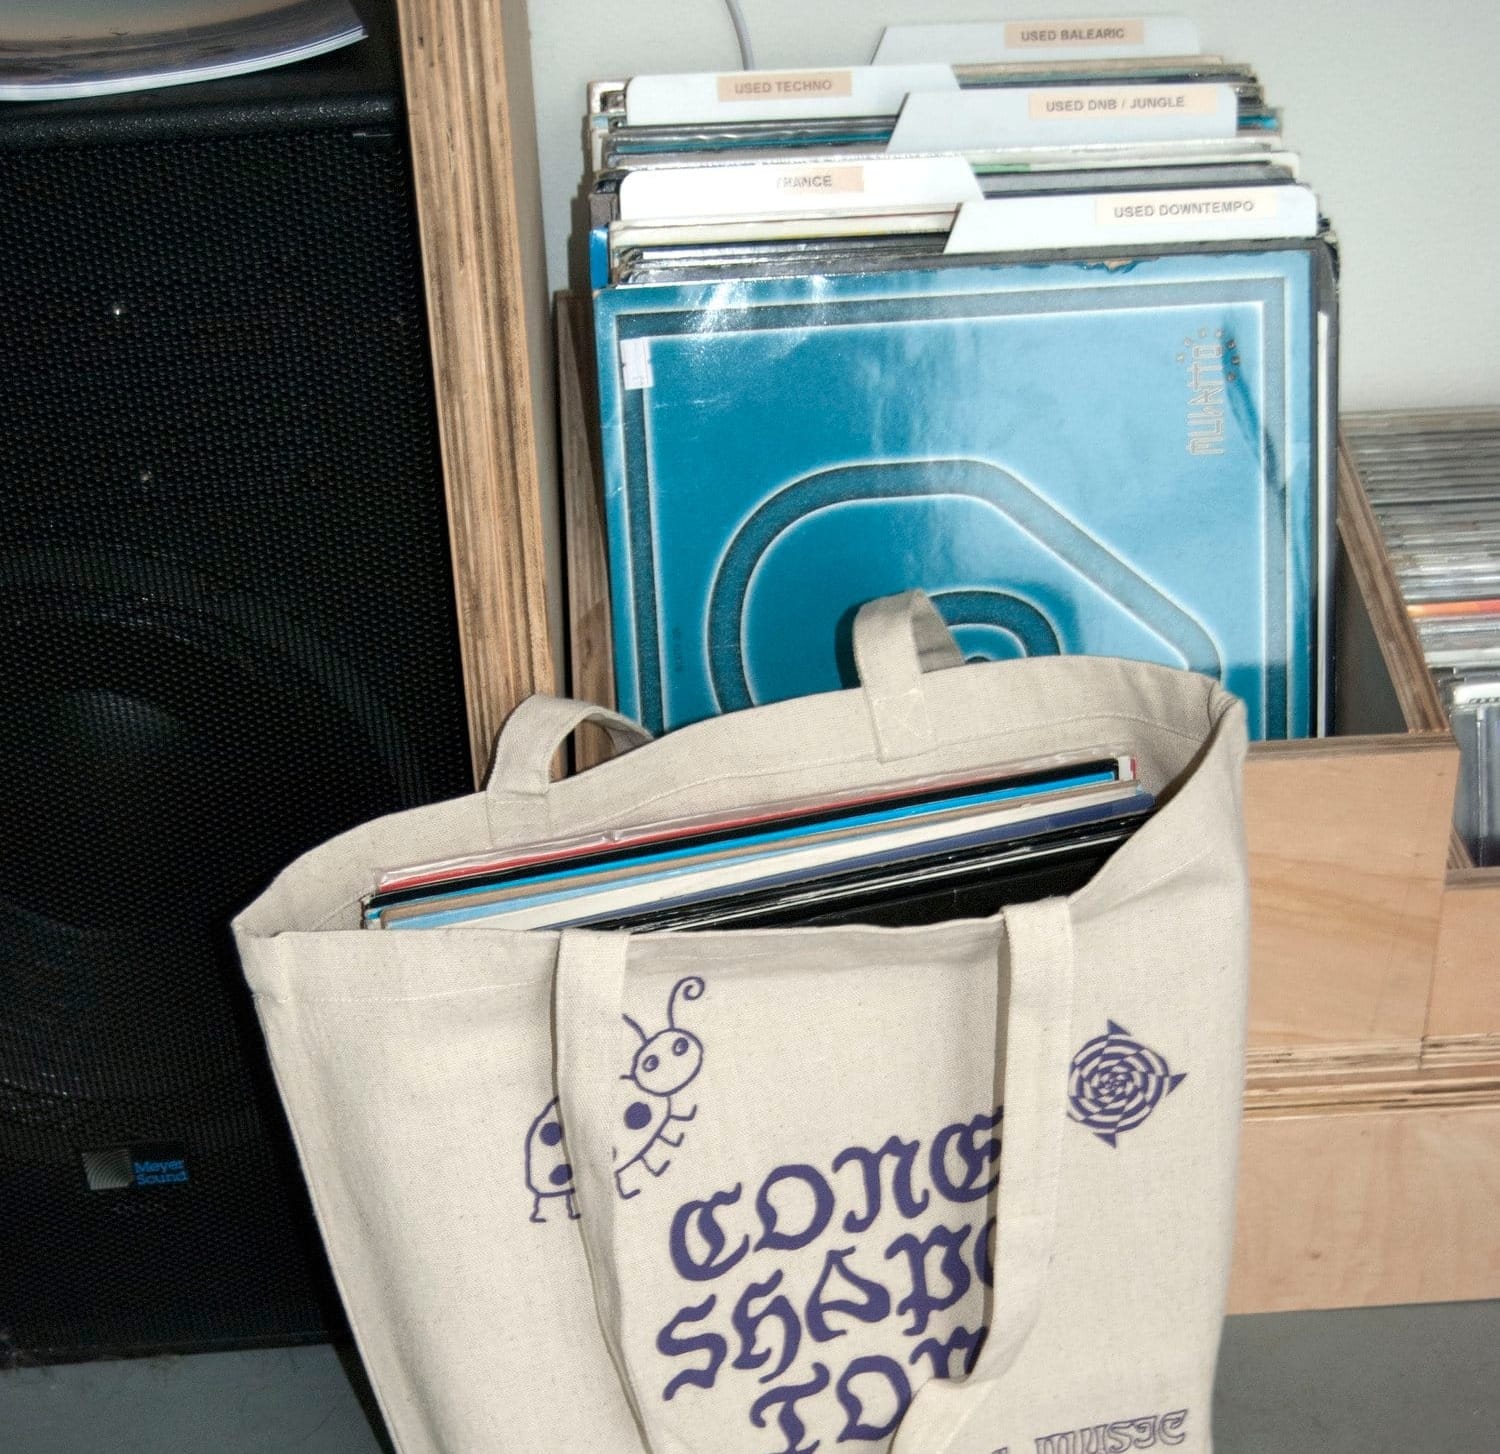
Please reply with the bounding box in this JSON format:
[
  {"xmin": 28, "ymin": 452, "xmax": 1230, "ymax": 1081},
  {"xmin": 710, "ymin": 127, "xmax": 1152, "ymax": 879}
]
[{"xmin": 592, "ymin": 243, "xmax": 1335, "ymax": 741}]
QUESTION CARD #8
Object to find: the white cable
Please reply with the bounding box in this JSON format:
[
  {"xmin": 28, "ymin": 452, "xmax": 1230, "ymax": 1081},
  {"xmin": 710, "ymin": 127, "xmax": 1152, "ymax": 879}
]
[{"xmin": 722, "ymin": 0, "xmax": 757, "ymax": 70}]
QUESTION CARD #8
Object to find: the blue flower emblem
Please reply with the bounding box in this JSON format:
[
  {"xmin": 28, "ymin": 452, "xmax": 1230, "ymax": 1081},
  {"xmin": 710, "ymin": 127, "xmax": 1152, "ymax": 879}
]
[{"xmin": 1068, "ymin": 1021, "xmax": 1185, "ymax": 1147}]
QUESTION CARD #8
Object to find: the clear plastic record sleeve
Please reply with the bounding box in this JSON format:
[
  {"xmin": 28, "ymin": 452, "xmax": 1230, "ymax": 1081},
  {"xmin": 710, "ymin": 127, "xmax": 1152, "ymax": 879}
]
[{"xmin": 593, "ymin": 240, "xmax": 1336, "ymax": 742}]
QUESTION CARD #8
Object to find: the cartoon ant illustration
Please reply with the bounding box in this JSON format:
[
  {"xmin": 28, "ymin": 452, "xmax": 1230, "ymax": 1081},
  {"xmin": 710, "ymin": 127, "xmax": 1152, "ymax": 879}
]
[{"xmin": 524, "ymin": 976, "xmax": 706, "ymax": 1223}]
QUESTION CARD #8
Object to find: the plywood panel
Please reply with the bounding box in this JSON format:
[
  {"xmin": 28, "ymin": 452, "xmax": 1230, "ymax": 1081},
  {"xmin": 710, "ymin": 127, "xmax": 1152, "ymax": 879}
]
[
  {"xmin": 1245, "ymin": 1045, "xmax": 1500, "ymax": 1112},
  {"xmin": 558, "ymin": 293, "xmax": 616, "ymax": 772},
  {"xmin": 395, "ymin": 0, "xmax": 555, "ymax": 781},
  {"xmin": 1430, "ymin": 871, "xmax": 1500, "ymax": 1039},
  {"xmin": 1230, "ymin": 1104, "xmax": 1500, "ymax": 1313},
  {"xmin": 1243, "ymin": 735, "xmax": 1457, "ymax": 1051}
]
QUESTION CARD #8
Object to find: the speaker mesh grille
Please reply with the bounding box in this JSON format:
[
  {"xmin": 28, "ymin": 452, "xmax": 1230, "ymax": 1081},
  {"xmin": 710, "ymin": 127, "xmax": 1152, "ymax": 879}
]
[{"xmin": 0, "ymin": 116, "xmax": 471, "ymax": 1362}]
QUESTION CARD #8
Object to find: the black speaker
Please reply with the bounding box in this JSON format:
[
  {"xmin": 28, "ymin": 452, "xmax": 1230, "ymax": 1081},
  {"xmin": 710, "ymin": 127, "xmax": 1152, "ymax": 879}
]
[{"xmin": 0, "ymin": 13, "xmax": 473, "ymax": 1364}]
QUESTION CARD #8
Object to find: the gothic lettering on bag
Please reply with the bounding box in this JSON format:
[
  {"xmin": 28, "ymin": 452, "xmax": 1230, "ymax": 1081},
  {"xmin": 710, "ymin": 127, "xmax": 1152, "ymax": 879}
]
[
  {"xmin": 525, "ymin": 972, "xmax": 1199, "ymax": 1445},
  {"xmin": 1033, "ymin": 1407, "xmax": 1190, "ymax": 1450},
  {"xmin": 524, "ymin": 975, "xmax": 707, "ymax": 1221},
  {"xmin": 655, "ymin": 1107, "xmax": 1001, "ymax": 1448},
  {"xmin": 1067, "ymin": 1021, "xmax": 1185, "ymax": 1146}
]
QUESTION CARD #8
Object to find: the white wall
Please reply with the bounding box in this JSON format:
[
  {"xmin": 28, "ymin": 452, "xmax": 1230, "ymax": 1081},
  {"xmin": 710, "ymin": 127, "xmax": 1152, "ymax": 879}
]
[{"xmin": 528, "ymin": 0, "xmax": 1500, "ymax": 410}]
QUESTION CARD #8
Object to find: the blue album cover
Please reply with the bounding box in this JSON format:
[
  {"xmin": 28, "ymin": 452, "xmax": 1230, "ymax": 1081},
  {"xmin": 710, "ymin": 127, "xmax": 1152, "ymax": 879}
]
[{"xmin": 593, "ymin": 248, "xmax": 1325, "ymax": 740}]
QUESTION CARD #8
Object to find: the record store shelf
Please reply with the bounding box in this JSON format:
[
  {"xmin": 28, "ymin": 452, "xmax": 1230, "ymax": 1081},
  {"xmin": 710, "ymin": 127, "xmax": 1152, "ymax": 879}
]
[{"xmin": 555, "ymin": 294, "xmax": 1500, "ymax": 1318}]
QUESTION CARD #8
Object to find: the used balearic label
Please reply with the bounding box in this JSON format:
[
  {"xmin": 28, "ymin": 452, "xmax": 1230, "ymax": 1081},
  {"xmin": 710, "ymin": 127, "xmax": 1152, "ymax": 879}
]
[{"xmin": 1004, "ymin": 18, "xmax": 1147, "ymax": 48}]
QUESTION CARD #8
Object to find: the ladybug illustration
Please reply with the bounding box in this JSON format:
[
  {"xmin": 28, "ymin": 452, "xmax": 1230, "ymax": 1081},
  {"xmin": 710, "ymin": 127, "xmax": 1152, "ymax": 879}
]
[
  {"xmin": 524, "ymin": 975, "xmax": 706, "ymax": 1223},
  {"xmin": 524, "ymin": 1099, "xmax": 578, "ymax": 1224}
]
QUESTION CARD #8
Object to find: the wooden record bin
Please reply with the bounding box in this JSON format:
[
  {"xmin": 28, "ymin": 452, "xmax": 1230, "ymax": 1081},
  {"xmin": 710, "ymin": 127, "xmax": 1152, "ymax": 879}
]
[
  {"xmin": 393, "ymin": 0, "xmax": 1494, "ymax": 1322},
  {"xmin": 556, "ymin": 295, "xmax": 1500, "ymax": 1316}
]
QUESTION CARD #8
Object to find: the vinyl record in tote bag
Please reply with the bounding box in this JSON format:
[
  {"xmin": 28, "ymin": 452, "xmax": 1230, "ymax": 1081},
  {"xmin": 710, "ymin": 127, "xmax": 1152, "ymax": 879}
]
[{"xmin": 235, "ymin": 590, "xmax": 1250, "ymax": 1454}]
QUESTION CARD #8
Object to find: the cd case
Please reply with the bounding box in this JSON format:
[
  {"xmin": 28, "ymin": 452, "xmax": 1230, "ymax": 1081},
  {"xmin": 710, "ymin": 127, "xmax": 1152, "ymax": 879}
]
[
  {"xmin": 594, "ymin": 242, "xmax": 1335, "ymax": 741},
  {"xmin": 1346, "ymin": 410, "xmax": 1500, "ymax": 863}
]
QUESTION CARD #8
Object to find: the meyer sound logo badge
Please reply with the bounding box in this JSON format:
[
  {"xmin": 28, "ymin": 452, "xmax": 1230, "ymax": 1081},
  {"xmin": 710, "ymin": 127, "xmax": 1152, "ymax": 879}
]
[{"xmin": 80, "ymin": 1143, "xmax": 190, "ymax": 1192}]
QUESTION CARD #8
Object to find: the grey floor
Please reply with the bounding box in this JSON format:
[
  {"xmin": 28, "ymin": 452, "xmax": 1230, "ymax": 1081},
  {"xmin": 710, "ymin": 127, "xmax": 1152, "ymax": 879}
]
[{"xmin": 2, "ymin": 1301, "xmax": 1497, "ymax": 1452}]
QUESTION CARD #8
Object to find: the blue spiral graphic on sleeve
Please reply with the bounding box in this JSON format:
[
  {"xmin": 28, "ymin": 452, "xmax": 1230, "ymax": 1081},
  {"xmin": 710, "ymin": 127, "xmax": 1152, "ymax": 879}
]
[
  {"xmin": 927, "ymin": 588, "xmax": 1061, "ymax": 660},
  {"xmin": 705, "ymin": 459, "xmax": 1221, "ymax": 714}
]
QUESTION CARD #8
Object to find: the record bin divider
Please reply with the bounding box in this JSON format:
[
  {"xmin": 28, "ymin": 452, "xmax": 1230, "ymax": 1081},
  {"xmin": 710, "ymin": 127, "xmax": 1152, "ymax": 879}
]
[
  {"xmin": 554, "ymin": 291, "xmax": 1500, "ymax": 1316},
  {"xmin": 393, "ymin": 0, "xmax": 556, "ymax": 782}
]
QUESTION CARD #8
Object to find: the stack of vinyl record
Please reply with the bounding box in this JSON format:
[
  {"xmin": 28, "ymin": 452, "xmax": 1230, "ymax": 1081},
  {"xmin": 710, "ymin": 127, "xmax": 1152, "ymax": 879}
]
[
  {"xmin": 582, "ymin": 15, "xmax": 1338, "ymax": 743},
  {"xmin": 1344, "ymin": 410, "xmax": 1500, "ymax": 864},
  {"xmin": 364, "ymin": 749, "xmax": 1154, "ymax": 932}
]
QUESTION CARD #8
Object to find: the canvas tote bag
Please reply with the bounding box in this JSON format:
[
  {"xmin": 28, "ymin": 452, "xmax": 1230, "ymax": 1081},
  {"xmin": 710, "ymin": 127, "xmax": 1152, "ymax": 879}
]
[{"xmin": 235, "ymin": 589, "xmax": 1249, "ymax": 1454}]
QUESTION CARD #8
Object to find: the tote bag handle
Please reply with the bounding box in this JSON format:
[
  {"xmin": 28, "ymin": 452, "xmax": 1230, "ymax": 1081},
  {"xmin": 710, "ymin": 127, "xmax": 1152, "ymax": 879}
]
[
  {"xmin": 852, "ymin": 590, "xmax": 966, "ymax": 761},
  {"xmin": 488, "ymin": 588, "xmax": 951, "ymax": 834},
  {"xmin": 892, "ymin": 896, "xmax": 1075, "ymax": 1452},
  {"xmin": 552, "ymin": 896, "xmax": 1073, "ymax": 1454},
  {"xmin": 484, "ymin": 695, "xmax": 654, "ymax": 837},
  {"xmin": 551, "ymin": 929, "xmax": 689, "ymax": 1454}
]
